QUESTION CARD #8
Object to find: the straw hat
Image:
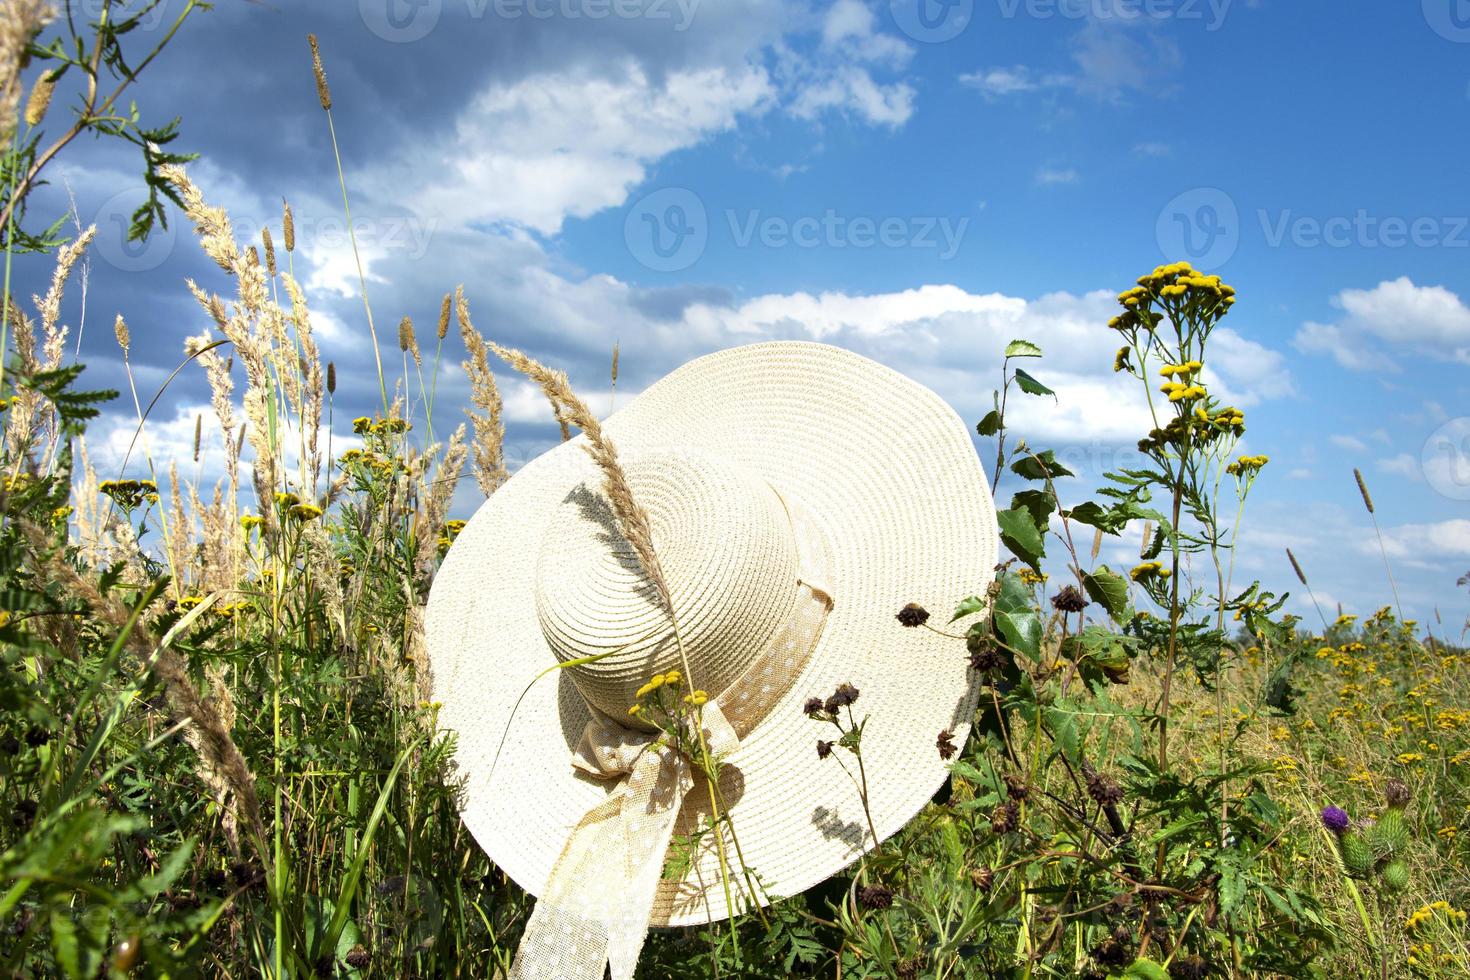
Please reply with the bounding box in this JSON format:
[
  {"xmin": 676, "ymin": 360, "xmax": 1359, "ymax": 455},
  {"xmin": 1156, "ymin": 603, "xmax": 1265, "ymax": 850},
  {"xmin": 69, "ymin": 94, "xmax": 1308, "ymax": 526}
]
[{"xmin": 426, "ymin": 341, "xmax": 996, "ymax": 979}]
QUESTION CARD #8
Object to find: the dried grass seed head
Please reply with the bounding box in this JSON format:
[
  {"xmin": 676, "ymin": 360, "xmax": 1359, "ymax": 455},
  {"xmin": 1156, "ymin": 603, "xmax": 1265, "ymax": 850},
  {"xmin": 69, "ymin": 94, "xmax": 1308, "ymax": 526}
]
[{"xmin": 307, "ymin": 34, "xmax": 332, "ymax": 110}]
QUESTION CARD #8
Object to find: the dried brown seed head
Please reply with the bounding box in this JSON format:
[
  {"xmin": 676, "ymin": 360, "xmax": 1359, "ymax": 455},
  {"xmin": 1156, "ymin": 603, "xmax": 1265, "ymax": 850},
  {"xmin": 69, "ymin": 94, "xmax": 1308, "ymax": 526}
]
[{"xmin": 308, "ymin": 34, "xmax": 332, "ymax": 110}]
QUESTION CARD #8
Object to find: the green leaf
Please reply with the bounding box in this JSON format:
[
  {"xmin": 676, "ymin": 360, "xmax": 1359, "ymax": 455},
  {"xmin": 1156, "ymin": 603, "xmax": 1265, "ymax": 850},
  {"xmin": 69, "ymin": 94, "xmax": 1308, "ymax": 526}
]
[
  {"xmin": 992, "ymin": 574, "xmax": 1042, "ymax": 661},
  {"xmin": 975, "ymin": 409, "xmax": 1000, "ymax": 436},
  {"xmin": 996, "ymin": 507, "xmax": 1046, "ymax": 570},
  {"xmin": 1012, "ymin": 368, "xmax": 1054, "ymax": 396},
  {"xmin": 50, "ymin": 908, "xmax": 80, "ymax": 979},
  {"xmin": 1004, "ymin": 339, "xmax": 1043, "ymax": 358},
  {"xmin": 1063, "ymin": 500, "xmax": 1113, "ymax": 530},
  {"xmin": 1011, "ymin": 450, "xmax": 1075, "ymax": 482},
  {"xmin": 1119, "ymin": 960, "xmax": 1169, "ymax": 980},
  {"xmin": 950, "ymin": 595, "xmax": 989, "ymax": 623},
  {"xmin": 1011, "ymin": 489, "xmax": 1056, "ymax": 529},
  {"xmin": 313, "ymin": 736, "xmax": 423, "ymax": 963},
  {"xmin": 1218, "ymin": 862, "xmax": 1246, "ymax": 916},
  {"xmin": 1044, "ymin": 707, "xmax": 1080, "ymax": 763},
  {"xmin": 1083, "ymin": 567, "xmax": 1130, "ymax": 622}
]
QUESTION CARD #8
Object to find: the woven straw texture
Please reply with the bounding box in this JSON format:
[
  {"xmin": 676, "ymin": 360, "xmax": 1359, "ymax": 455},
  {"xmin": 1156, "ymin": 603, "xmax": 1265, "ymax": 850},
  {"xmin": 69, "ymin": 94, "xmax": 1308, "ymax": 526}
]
[{"xmin": 426, "ymin": 341, "xmax": 997, "ymax": 927}]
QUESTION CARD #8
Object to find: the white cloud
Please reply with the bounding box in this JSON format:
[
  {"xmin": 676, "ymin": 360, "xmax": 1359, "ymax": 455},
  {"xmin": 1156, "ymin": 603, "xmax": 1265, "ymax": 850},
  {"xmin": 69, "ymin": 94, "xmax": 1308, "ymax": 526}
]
[
  {"xmin": 1329, "ymin": 434, "xmax": 1367, "ymax": 452},
  {"xmin": 1035, "ymin": 167, "xmax": 1080, "ymax": 186},
  {"xmin": 397, "ymin": 60, "xmax": 774, "ymax": 236},
  {"xmin": 783, "ymin": 2, "xmax": 916, "ymax": 128},
  {"xmin": 1132, "ymin": 142, "xmax": 1172, "ymax": 157},
  {"xmin": 672, "ymin": 283, "xmax": 1289, "ymax": 451},
  {"xmin": 1372, "ymin": 519, "xmax": 1470, "ymax": 562},
  {"xmin": 1294, "ymin": 277, "xmax": 1470, "ymax": 370},
  {"xmin": 961, "ymin": 22, "xmax": 1183, "ymax": 106},
  {"xmin": 959, "ymin": 66, "xmax": 1043, "ymax": 98},
  {"xmin": 1378, "ymin": 453, "xmax": 1420, "ymax": 479},
  {"xmin": 788, "ymin": 66, "xmax": 915, "ymax": 127}
]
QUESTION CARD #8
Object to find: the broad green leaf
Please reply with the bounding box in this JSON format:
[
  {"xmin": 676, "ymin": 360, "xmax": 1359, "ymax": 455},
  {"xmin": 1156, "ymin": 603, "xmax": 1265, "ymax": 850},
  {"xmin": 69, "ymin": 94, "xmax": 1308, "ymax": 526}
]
[
  {"xmin": 975, "ymin": 409, "xmax": 1001, "ymax": 436},
  {"xmin": 1004, "ymin": 338, "xmax": 1043, "ymax": 358},
  {"xmin": 1083, "ymin": 566, "xmax": 1130, "ymax": 621},
  {"xmin": 1012, "ymin": 368, "xmax": 1054, "ymax": 396},
  {"xmin": 1063, "ymin": 500, "xmax": 1113, "ymax": 530},
  {"xmin": 1044, "ymin": 707, "xmax": 1080, "ymax": 763},
  {"xmin": 1011, "ymin": 450, "xmax": 1075, "ymax": 482},
  {"xmin": 1117, "ymin": 960, "xmax": 1169, "ymax": 980},
  {"xmin": 1011, "ymin": 488, "xmax": 1056, "ymax": 529},
  {"xmin": 996, "ymin": 507, "xmax": 1045, "ymax": 570},
  {"xmin": 994, "ymin": 609, "xmax": 1042, "ymax": 663},
  {"xmin": 950, "ymin": 595, "xmax": 989, "ymax": 622}
]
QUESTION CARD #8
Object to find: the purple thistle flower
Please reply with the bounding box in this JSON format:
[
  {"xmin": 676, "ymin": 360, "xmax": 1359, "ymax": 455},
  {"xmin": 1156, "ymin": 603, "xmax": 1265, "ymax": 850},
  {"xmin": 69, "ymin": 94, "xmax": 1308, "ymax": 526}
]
[{"xmin": 1321, "ymin": 805, "xmax": 1350, "ymax": 835}]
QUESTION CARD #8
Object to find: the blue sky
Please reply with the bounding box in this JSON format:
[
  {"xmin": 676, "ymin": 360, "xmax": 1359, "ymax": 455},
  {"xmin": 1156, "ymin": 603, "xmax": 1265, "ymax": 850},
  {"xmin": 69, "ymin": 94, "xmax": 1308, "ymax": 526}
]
[{"xmin": 12, "ymin": 0, "xmax": 1470, "ymax": 631}]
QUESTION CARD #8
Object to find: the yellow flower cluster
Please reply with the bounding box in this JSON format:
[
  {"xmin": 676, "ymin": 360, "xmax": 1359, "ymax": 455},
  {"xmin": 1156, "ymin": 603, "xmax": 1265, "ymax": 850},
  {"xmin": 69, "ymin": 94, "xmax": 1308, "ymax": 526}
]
[
  {"xmin": 1160, "ymin": 360, "xmax": 1203, "ymax": 378},
  {"xmin": 635, "ymin": 670, "xmax": 681, "ymax": 700},
  {"xmin": 241, "ymin": 514, "xmax": 264, "ymax": 530},
  {"xmin": 1225, "ymin": 455, "xmax": 1269, "ymax": 476},
  {"xmin": 1406, "ymin": 902, "xmax": 1467, "ymax": 932},
  {"xmin": 99, "ymin": 479, "xmax": 159, "ymax": 508},
  {"xmin": 1436, "ymin": 708, "xmax": 1469, "ymax": 732},
  {"xmin": 629, "ymin": 669, "xmax": 693, "ymax": 716},
  {"xmin": 1108, "ymin": 262, "xmax": 1237, "ymax": 332},
  {"xmin": 339, "ymin": 449, "xmax": 396, "ymax": 476},
  {"xmin": 274, "ymin": 491, "xmax": 300, "ymax": 507},
  {"xmin": 1160, "ymin": 380, "xmax": 1207, "ymax": 403},
  {"xmin": 1130, "ymin": 561, "xmax": 1171, "ymax": 582},
  {"xmin": 352, "ymin": 416, "xmax": 412, "ymax": 435},
  {"xmin": 1018, "ymin": 568, "xmax": 1048, "ymax": 586},
  {"xmin": 1397, "ymin": 752, "xmax": 1425, "ymax": 765},
  {"xmin": 51, "ymin": 505, "xmax": 72, "ymax": 524},
  {"xmin": 436, "ymin": 519, "xmax": 469, "ymax": 554},
  {"xmin": 1138, "ymin": 404, "xmax": 1245, "ymax": 455},
  {"xmin": 288, "ymin": 503, "xmax": 323, "ymax": 522}
]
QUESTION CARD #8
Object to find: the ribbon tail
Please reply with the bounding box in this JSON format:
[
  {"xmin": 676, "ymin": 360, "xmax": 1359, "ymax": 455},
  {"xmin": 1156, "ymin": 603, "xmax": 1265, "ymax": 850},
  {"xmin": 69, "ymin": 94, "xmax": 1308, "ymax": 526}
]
[{"xmin": 510, "ymin": 750, "xmax": 688, "ymax": 980}]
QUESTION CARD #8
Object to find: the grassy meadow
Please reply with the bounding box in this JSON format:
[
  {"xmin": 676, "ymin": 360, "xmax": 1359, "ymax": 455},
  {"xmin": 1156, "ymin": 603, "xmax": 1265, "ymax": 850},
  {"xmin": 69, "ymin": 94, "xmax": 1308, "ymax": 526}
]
[{"xmin": 2, "ymin": 7, "xmax": 1469, "ymax": 979}]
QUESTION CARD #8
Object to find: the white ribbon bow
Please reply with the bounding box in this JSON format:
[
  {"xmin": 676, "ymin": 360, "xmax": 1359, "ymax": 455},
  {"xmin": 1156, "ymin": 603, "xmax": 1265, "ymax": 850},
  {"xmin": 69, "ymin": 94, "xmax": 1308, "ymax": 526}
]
[{"xmin": 509, "ymin": 495, "xmax": 832, "ymax": 980}]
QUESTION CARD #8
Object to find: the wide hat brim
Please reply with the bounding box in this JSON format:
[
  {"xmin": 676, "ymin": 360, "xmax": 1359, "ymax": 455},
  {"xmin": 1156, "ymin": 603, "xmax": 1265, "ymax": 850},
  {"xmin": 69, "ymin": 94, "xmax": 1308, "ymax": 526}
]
[{"xmin": 426, "ymin": 341, "xmax": 997, "ymax": 926}]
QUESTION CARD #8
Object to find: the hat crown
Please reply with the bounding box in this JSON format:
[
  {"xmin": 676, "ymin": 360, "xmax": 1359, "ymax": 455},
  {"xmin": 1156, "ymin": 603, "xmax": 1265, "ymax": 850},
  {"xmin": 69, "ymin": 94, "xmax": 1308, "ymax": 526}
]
[{"xmin": 534, "ymin": 453, "xmax": 802, "ymax": 723}]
